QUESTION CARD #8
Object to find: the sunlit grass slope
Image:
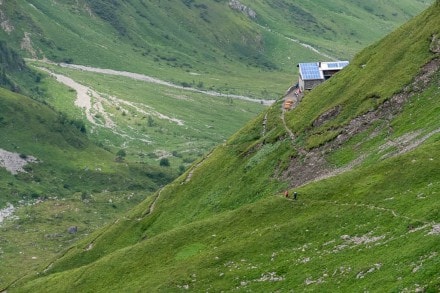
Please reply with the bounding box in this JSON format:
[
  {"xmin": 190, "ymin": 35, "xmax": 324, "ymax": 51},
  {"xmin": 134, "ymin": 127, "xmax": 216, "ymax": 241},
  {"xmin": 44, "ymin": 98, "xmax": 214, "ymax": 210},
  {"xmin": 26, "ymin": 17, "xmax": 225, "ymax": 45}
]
[
  {"xmin": 286, "ymin": 0, "xmax": 440, "ymax": 147},
  {"xmin": 10, "ymin": 1, "xmax": 440, "ymax": 292}
]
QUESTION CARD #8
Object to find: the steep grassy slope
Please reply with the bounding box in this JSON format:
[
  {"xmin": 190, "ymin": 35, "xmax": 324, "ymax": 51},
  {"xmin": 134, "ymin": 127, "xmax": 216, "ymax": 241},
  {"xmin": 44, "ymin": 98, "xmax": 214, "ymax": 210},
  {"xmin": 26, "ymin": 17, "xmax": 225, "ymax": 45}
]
[
  {"xmin": 0, "ymin": 0, "xmax": 431, "ymax": 173},
  {"xmin": 9, "ymin": 1, "xmax": 440, "ymax": 292},
  {"xmin": 0, "ymin": 0, "xmax": 433, "ymax": 177},
  {"xmin": 0, "ymin": 0, "xmax": 436, "ymax": 290}
]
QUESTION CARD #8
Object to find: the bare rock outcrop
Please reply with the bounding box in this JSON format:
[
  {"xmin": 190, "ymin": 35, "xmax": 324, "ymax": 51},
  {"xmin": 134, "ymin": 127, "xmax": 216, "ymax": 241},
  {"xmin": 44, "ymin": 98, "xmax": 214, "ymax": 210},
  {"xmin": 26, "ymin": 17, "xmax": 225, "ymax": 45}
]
[
  {"xmin": 0, "ymin": 6, "xmax": 14, "ymax": 33},
  {"xmin": 430, "ymin": 34, "xmax": 440, "ymax": 54},
  {"xmin": 0, "ymin": 148, "xmax": 39, "ymax": 175},
  {"xmin": 229, "ymin": 0, "xmax": 256, "ymax": 19},
  {"xmin": 21, "ymin": 32, "xmax": 37, "ymax": 58}
]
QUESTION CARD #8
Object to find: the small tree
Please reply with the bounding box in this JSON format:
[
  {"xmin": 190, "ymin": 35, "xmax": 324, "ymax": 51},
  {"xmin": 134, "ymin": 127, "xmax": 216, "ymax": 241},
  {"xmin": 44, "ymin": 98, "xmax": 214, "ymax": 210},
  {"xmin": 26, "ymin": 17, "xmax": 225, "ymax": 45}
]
[
  {"xmin": 159, "ymin": 158, "xmax": 170, "ymax": 167},
  {"xmin": 147, "ymin": 116, "xmax": 155, "ymax": 127},
  {"xmin": 116, "ymin": 149, "xmax": 126, "ymax": 162},
  {"xmin": 117, "ymin": 149, "xmax": 126, "ymax": 158}
]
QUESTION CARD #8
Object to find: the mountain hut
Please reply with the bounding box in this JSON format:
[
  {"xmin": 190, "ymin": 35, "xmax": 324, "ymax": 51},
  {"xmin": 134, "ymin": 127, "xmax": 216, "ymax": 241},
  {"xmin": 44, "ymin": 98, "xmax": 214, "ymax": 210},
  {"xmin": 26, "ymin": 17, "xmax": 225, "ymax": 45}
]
[{"xmin": 297, "ymin": 61, "xmax": 349, "ymax": 92}]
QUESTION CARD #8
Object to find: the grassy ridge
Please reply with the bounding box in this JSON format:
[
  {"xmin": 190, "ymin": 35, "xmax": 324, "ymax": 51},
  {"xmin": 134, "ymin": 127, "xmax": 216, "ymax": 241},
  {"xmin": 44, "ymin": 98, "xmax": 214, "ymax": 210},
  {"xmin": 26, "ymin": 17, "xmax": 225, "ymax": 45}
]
[
  {"xmin": 9, "ymin": 2, "xmax": 440, "ymax": 292},
  {"xmin": 286, "ymin": 2, "xmax": 440, "ymax": 146}
]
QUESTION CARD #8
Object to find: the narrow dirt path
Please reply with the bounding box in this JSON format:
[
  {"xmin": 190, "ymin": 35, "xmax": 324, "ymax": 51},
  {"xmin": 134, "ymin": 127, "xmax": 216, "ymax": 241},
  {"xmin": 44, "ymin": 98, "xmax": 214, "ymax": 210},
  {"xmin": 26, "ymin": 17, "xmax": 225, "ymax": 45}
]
[
  {"xmin": 261, "ymin": 113, "xmax": 268, "ymax": 137},
  {"xmin": 280, "ymin": 89, "xmax": 302, "ymax": 143},
  {"xmin": 311, "ymin": 199, "xmax": 436, "ymax": 245},
  {"xmin": 284, "ymin": 196, "xmax": 436, "ymax": 239},
  {"xmin": 284, "ymin": 196, "xmax": 429, "ymax": 224},
  {"xmin": 281, "ymin": 109, "xmax": 296, "ymax": 142},
  {"xmin": 182, "ymin": 150, "xmax": 214, "ymax": 184},
  {"xmin": 257, "ymin": 24, "xmax": 337, "ymax": 61},
  {"xmin": 144, "ymin": 187, "xmax": 164, "ymax": 216}
]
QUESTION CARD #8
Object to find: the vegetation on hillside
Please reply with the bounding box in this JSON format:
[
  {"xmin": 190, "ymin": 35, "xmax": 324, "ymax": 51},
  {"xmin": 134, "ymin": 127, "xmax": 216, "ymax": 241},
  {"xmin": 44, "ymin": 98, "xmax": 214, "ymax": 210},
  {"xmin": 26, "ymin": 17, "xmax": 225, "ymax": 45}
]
[
  {"xmin": 0, "ymin": 0, "xmax": 432, "ymax": 98},
  {"xmin": 0, "ymin": 0, "xmax": 438, "ymax": 291},
  {"xmin": 0, "ymin": 41, "xmax": 41, "ymax": 95},
  {"xmin": 6, "ymin": 1, "xmax": 440, "ymax": 292},
  {"xmin": 0, "ymin": 88, "xmax": 176, "ymax": 286}
]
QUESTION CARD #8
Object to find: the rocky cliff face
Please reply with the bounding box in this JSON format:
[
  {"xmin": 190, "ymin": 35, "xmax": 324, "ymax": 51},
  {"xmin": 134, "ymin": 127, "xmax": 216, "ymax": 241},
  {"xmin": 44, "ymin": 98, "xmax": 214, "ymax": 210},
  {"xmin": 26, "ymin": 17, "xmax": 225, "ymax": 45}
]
[{"xmin": 228, "ymin": 0, "xmax": 256, "ymax": 19}]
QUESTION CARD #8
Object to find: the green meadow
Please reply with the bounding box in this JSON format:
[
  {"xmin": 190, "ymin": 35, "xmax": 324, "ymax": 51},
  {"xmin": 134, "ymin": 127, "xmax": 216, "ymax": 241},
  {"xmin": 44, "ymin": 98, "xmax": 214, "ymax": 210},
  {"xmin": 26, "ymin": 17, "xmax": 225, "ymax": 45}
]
[
  {"xmin": 29, "ymin": 60, "xmax": 267, "ymax": 168},
  {"xmin": 0, "ymin": 0, "xmax": 438, "ymax": 291},
  {"xmin": 6, "ymin": 1, "xmax": 440, "ymax": 292}
]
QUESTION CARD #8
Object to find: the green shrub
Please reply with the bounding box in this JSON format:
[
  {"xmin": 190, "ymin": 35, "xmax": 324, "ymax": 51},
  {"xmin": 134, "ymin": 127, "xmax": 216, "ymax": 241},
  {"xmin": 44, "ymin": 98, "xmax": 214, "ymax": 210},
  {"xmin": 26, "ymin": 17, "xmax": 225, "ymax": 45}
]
[{"xmin": 159, "ymin": 158, "xmax": 170, "ymax": 167}]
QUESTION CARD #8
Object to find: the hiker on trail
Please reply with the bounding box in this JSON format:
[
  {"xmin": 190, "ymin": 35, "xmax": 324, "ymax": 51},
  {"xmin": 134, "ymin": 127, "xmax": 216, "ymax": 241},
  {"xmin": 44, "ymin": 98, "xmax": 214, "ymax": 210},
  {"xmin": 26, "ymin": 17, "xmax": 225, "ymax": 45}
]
[
  {"xmin": 284, "ymin": 190, "xmax": 289, "ymax": 198},
  {"xmin": 293, "ymin": 192, "xmax": 298, "ymax": 200}
]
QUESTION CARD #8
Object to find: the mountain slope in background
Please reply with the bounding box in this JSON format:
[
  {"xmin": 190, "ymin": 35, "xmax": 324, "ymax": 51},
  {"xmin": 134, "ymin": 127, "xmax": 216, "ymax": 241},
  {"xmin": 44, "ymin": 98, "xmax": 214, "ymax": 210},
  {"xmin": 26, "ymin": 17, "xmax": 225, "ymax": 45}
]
[
  {"xmin": 246, "ymin": 0, "xmax": 434, "ymax": 57},
  {"xmin": 0, "ymin": 0, "xmax": 432, "ymax": 173},
  {"xmin": 0, "ymin": 0, "xmax": 432, "ymax": 97},
  {"xmin": 8, "ymin": 1, "xmax": 440, "ymax": 292}
]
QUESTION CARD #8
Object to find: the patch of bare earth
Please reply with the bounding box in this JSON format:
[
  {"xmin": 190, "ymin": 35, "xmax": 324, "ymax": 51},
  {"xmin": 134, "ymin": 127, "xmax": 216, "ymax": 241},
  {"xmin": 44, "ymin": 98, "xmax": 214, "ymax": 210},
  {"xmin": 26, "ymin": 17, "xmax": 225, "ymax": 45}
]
[
  {"xmin": 0, "ymin": 5, "xmax": 14, "ymax": 34},
  {"xmin": 0, "ymin": 203, "xmax": 15, "ymax": 224},
  {"xmin": 20, "ymin": 32, "xmax": 37, "ymax": 58},
  {"xmin": 428, "ymin": 224, "xmax": 440, "ymax": 235},
  {"xmin": 282, "ymin": 59, "xmax": 440, "ymax": 188},
  {"xmin": 0, "ymin": 148, "xmax": 38, "ymax": 175},
  {"xmin": 38, "ymin": 67, "xmax": 116, "ymax": 129}
]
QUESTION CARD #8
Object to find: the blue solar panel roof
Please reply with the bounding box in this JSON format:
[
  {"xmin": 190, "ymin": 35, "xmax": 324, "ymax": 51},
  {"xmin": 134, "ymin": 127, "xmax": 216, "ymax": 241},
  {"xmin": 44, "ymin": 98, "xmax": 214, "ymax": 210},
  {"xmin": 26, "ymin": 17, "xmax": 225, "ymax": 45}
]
[
  {"xmin": 299, "ymin": 63, "xmax": 322, "ymax": 80},
  {"xmin": 299, "ymin": 61, "xmax": 349, "ymax": 81},
  {"xmin": 327, "ymin": 62, "xmax": 340, "ymax": 69},
  {"xmin": 325, "ymin": 61, "xmax": 349, "ymax": 69}
]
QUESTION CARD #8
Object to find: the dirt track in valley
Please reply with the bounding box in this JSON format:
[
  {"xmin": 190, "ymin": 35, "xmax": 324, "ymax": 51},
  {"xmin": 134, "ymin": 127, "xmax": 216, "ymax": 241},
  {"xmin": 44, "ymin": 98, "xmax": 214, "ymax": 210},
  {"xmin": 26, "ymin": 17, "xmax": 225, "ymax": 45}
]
[{"xmin": 58, "ymin": 63, "xmax": 276, "ymax": 106}]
